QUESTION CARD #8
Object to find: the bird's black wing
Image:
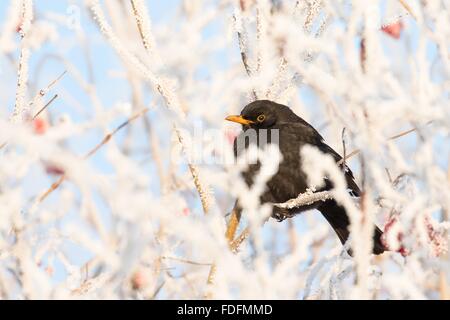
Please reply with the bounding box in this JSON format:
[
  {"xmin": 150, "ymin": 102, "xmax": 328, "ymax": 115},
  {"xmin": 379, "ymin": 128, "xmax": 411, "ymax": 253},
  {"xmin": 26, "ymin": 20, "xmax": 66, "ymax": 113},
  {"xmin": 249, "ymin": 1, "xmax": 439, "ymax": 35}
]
[
  {"xmin": 316, "ymin": 142, "xmax": 361, "ymax": 197},
  {"xmin": 279, "ymin": 122, "xmax": 361, "ymax": 197},
  {"xmin": 279, "ymin": 122, "xmax": 386, "ymax": 255}
]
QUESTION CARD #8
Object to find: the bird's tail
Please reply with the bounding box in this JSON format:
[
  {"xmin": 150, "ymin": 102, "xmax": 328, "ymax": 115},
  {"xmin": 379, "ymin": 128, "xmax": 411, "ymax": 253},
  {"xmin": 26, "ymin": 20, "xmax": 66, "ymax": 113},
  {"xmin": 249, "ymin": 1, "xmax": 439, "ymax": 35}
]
[{"xmin": 318, "ymin": 200, "xmax": 386, "ymax": 255}]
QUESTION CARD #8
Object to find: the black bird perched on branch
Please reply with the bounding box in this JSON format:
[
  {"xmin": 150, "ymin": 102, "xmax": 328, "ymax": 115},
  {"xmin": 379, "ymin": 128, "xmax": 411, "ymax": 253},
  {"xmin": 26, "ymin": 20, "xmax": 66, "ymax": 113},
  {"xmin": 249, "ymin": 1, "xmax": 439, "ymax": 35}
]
[{"xmin": 225, "ymin": 100, "xmax": 386, "ymax": 255}]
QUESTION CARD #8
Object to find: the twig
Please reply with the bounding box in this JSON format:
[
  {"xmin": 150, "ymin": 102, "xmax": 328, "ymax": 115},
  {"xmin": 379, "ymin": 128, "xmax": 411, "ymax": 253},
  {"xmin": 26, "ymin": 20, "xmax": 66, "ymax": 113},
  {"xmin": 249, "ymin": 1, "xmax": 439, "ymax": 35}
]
[
  {"xmin": 27, "ymin": 70, "xmax": 66, "ymax": 118},
  {"xmin": 37, "ymin": 175, "xmax": 65, "ymax": 203},
  {"xmin": 225, "ymin": 207, "xmax": 241, "ymax": 244},
  {"xmin": 45, "ymin": 70, "xmax": 67, "ymax": 92},
  {"xmin": 29, "ymin": 70, "xmax": 67, "ymax": 108},
  {"xmin": 398, "ymin": 0, "xmax": 417, "ymax": 20},
  {"xmin": 84, "ymin": 108, "xmax": 148, "ymax": 158},
  {"xmin": 385, "ymin": 168, "xmax": 393, "ymax": 184},
  {"xmin": 387, "ymin": 127, "xmax": 417, "ymax": 140},
  {"xmin": 161, "ymin": 256, "xmax": 212, "ymax": 266},
  {"xmin": 360, "ymin": 37, "xmax": 367, "ymax": 73},
  {"xmin": 303, "ymin": 0, "xmax": 323, "ymax": 32},
  {"xmin": 130, "ymin": 0, "xmax": 156, "ymax": 54},
  {"xmin": 11, "ymin": 0, "xmax": 33, "ymax": 124},
  {"xmin": 150, "ymin": 281, "xmax": 165, "ymax": 299},
  {"xmin": 230, "ymin": 227, "xmax": 250, "ymax": 252},
  {"xmin": 235, "ymin": 24, "xmax": 252, "ymax": 77},
  {"xmin": 255, "ymin": 1, "xmax": 268, "ymax": 76},
  {"xmin": 206, "ymin": 264, "xmax": 217, "ymax": 286},
  {"xmin": 337, "ymin": 126, "xmax": 419, "ymax": 165},
  {"xmin": 32, "ymin": 94, "xmax": 58, "ymax": 120},
  {"xmin": 341, "ymin": 127, "xmax": 347, "ymax": 169},
  {"xmin": 71, "ymin": 273, "xmax": 109, "ymax": 296},
  {"xmin": 233, "ymin": 13, "xmax": 257, "ymax": 100}
]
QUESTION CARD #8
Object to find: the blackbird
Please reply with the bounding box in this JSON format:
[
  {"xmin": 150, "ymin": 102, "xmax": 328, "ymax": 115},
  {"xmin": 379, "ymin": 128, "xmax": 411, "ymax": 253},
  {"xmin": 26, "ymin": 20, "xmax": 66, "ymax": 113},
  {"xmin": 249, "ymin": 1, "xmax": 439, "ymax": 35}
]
[{"xmin": 226, "ymin": 100, "xmax": 386, "ymax": 255}]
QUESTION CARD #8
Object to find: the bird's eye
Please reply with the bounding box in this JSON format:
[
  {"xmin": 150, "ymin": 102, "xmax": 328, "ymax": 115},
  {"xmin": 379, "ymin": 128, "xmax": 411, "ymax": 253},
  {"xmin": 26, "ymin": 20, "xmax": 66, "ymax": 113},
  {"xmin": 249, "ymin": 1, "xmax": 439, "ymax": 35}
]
[{"xmin": 257, "ymin": 114, "xmax": 265, "ymax": 122}]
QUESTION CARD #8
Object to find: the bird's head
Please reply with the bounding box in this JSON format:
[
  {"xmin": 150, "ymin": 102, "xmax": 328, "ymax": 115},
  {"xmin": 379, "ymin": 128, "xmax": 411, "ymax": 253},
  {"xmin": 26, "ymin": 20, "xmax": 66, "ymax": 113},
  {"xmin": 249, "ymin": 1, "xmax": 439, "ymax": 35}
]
[{"xmin": 225, "ymin": 100, "xmax": 298, "ymax": 129}]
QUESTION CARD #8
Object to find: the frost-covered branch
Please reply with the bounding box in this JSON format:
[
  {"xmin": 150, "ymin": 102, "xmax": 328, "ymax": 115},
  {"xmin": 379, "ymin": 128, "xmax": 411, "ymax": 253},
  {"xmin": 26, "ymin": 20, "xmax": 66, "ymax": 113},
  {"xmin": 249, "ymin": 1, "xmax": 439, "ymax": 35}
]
[
  {"xmin": 11, "ymin": 0, "xmax": 33, "ymax": 123},
  {"xmin": 275, "ymin": 189, "xmax": 334, "ymax": 209},
  {"xmin": 87, "ymin": 0, "xmax": 214, "ymax": 214}
]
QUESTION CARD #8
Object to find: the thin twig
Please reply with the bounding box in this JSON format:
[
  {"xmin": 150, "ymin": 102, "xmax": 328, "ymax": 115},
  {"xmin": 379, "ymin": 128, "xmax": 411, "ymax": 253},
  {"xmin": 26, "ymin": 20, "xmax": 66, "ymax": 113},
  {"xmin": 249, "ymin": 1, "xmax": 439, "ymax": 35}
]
[
  {"xmin": 398, "ymin": 0, "xmax": 417, "ymax": 20},
  {"xmin": 29, "ymin": 70, "xmax": 67, "ymax": 107},
  {"xmin": 303, "ymin": 0, "xmax": 323, "ymax": 32},
  {"xmin": 337, "ymin": 126, "xmax": 419, "ymax": 165},
  {"xmin": 161, "ymin": 256, "xmax": 212, "ymax": 266},
  {"xmin": 84, "ymin": 108, "xmax": 148, "ymax": 158},
  {"xmin": 45, "ymin": 70, "xmax": 67, "ymax": 91},
  {"xmin": 233, "ymin": 13, "xmax": 257, "ymax": 100},
  {"xmin": 225, "ymin": 207, "xmax": 241, "ymax": 244},
  {"xmin": 130, "ymin": 0, "xmax": 156, "ymax": 53},
  {"xmin": 37, "ymin": 175, "xmax": 65, "ymax": 203},
  {"xmin": 150, "ymin": 281, "xmax": 165, "ymax": 299},
  {"xmin": 130, "ymin": 0, "xmax": 150, "ymax": 50},
  {"xmin": 230, "ymin": 227, "xmax": 250, "ymax": 252},
  {"xmin": 206, "ymin": 264, "xmax": 217, "ymax": 286},
  {"xmin": 341, "ymin": 127, "xmax": 347, "ymax": 169},
  {"xmin": 387, "ymin": 127, "xmax": 417, "ymax": 141},
  {"xmin": 385, "ymin": 168, "xmax": 393, "ymax": 184},
  {"xmin": 11, "ymin": 0, "xmax": 33, "ymax": 124},
  {"xmin": 32, "ymin": 94, "xmax": 58, "ymax": 120}
]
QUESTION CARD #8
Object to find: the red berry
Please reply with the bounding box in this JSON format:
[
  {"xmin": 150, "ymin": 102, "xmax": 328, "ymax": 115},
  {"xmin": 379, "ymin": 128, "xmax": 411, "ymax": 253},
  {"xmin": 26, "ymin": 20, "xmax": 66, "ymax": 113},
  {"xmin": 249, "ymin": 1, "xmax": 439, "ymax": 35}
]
[
  {"xmin": 131, "ymin": 271, "xmax": 145, "ymax": 290},
  {"xmin": 381, "ymin": 21, "xmax": 404, "ymax": 39},
  {"xmin": 45, "ymin": 164, "xmax": 65, "ymax": 175},
  {"xmin": 15, "ymin": 20, "xmax": 23, "ymax": 33},
  {"xmin": 225, "ymin": 130, "xmax": 238, "ymax": 145},
  {"xmin": 33, "ymin": 118, "xmax": 47, "ymax": 135}
]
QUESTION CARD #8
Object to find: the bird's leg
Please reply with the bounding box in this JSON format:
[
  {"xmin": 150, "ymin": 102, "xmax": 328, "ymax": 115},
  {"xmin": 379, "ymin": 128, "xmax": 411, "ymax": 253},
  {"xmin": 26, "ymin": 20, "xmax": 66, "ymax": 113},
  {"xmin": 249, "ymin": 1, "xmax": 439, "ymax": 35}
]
[{"xmin": 272, "ymin": 206, "xmax": 295, "ymax": 222}]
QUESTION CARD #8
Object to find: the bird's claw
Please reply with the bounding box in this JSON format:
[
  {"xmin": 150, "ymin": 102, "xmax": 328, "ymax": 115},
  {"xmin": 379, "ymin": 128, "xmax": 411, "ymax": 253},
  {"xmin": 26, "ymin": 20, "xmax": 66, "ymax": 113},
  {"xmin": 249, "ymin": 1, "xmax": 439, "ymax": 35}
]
[{"xmin": 272, "ymin": 210, "xmax": 294, "ymax": 222}]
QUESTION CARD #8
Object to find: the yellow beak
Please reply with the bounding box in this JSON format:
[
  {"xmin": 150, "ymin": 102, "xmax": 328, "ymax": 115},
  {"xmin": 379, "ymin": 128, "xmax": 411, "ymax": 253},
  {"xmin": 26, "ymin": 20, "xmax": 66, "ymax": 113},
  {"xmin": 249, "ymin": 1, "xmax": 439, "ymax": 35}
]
[{"xmin": 225, "ymin": 115, "xmax": 254, "ymax": 125}]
